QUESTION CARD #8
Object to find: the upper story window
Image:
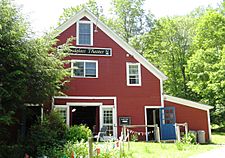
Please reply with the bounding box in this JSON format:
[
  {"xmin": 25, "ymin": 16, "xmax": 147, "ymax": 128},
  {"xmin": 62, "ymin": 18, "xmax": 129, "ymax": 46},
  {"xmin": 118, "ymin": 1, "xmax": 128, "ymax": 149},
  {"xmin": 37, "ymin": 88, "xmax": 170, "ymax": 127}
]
[
  {"xmin": 71, "ymin": 60, "xmax": 98, "ymax": 78},
  {"xmin": 77, "ymin": 21, "xmax": 93, "ymax": 46},
  {"xmin": 126, "ymin": 62, "xmax": 141, "ymax": 86}
]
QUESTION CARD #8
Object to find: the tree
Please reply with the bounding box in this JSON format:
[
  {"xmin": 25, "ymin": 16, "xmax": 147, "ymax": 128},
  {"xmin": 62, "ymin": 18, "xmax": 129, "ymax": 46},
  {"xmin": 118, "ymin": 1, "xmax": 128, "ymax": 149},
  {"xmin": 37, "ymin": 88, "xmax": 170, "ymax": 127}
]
[
  {"xmin": 110, "ymin": 0, "xmax": 154, "ymax": 42},
  {"xmin": 140, "ymin": 16, "xmax": 197, "ymax": 99},
  {"xmin": 187, "ymin": 9, "xmax": 225, "ymax": 125},
  {"xmin": 58, "ymin": 0, "xmax": 104, "ymax": 25},
  {"xmin": 0, "ymin": 0, "xmax": 70, "ymax": 143},
  {"xmin": 58, "ymin": 0, "xmax": 154, "ymax": 43}
]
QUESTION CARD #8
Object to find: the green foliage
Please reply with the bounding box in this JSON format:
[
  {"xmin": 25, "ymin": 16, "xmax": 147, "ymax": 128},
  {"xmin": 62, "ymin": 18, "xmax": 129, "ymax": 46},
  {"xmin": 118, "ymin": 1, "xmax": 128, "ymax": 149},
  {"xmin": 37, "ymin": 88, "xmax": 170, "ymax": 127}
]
[
  {"xmin": 58, "ymin": 0, "xmax": 154, "ymax": 43},
  {"xmin": 27, "ymin": 111, "xmax": 67, "ymax": 157},
  {"xmin": 110, "ymin": 0, "xmax": 154, "ymax": 42},
  {"xmin": 182, "ymin": 133, "xmax": 197, "ymax": 144},
  {"xmin": 58, "ymin": 0, "xmax": 104, "ymax": 25},
  {"xmin": 130, "ymin": 133, "xmax": 138, "ymax": 142},
  {"xmin": 0, "ymin": 144, "xmax": 25, "ymax": 158},
  {"xmin": 66, "ymin": 124, "xmax": 92, "ymax": 142},
  {"xmin": 187, "ymin": 8, "xmax": 225, "ymax": 125},
  {"xmin": 0, "ymin": 0, "xmax": 70, "ymax": 144},
  {"xmin": 142, "ymin": 16, "xmax": 198, "ymax": 99},
  {"xmin": 63, "ymin": 140, "xmax": 88, "ymax": 158},
  {"xmin": 176, "ymin": 132, "xmax": 197, "ymax": 151}
]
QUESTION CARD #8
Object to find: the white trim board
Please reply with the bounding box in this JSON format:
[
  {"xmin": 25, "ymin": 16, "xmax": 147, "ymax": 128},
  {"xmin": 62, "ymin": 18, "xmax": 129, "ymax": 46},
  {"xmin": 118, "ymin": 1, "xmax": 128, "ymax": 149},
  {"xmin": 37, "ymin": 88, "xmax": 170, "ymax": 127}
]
[
  {"xmin": 56, "ymin": 8, "xmax": 167, "ymax": 81},
  {"xmin": 54, "ymin": 96, "xmax": 116, "ymax": 100},
  {"xmin": 126, "ymin": 62, "xmax": 142, "ymax": 86},
  {"xmin": 66, "ymin": 102, "xmax": 102, "ymax": 106},
  {"xmin": 53, "ymin": 96, "xmax": 118, "ymax": 138},
  {"xmin": 164, "ymin": 95, "xmax": 213, "ymax": 111},
  {"xmin": 144, "ymin": 106, "xmax": 162, "ymax": 141}
]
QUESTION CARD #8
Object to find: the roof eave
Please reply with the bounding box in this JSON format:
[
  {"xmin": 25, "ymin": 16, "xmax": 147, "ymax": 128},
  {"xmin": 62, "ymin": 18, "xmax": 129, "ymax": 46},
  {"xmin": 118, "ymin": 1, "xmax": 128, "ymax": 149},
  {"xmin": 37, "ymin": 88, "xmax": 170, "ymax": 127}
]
[{"xmin": 164, "ymin": 94, "xmax": 214, "ymax": 111}]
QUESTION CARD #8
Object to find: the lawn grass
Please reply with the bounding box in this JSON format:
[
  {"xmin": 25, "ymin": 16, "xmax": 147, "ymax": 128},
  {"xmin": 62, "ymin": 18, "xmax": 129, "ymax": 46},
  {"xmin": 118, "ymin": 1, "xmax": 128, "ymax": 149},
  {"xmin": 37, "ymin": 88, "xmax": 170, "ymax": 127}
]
[
  {"xmin": 119, "ymin": 132, "xmax": 225, "ymax": 158},
  {"xmin": 211, "ymin": 131, "xmax": 225, "ymax": 144},
  {"xmin": 96, "ymin": 132, "xmax": 225, "ymax": 158}
]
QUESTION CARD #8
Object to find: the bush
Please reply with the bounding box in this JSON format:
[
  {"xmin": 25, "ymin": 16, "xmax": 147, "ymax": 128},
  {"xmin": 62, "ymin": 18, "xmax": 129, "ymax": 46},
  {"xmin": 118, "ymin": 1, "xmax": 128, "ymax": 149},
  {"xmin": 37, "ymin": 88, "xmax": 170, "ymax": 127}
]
[
  {"xmin": 182, "ymin": 132, "xmax": 197, "ymax": 144},
  {"xmin": 131, "ymin": 133, "xmax": 138, "ymax": 142},
  {"xmin": 27, "ymin": 111, "xmax": 67, "ymax": 157},
  {"xmin": 66, "ymin": 124, "xmax": 92, "ymax": 142},
  {"xmin": 63, "ymin": 140, "xmax": 88, "ymax": 157},
  {"xmin": 0, "ymin": 144, "xmax": 25, "ymax": 158}
]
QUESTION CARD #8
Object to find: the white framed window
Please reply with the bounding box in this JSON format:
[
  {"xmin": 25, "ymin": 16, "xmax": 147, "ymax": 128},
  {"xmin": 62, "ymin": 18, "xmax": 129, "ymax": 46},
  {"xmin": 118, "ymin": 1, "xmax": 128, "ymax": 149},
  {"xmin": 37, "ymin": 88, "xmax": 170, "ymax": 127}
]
[
  {"xmin": 54, "ymin": 106, "xmax": 69, "ymax": 125},
  {"xmin": 126, "ymin": 62, "xmax": 141, "ymax": 86},
  {"xmin": 71, "ymin": 60, "xmax": 98, "ymax": 78},
  {"xmin": 76, "ymin": 21, "xmax": 93, "ymax": 46}
]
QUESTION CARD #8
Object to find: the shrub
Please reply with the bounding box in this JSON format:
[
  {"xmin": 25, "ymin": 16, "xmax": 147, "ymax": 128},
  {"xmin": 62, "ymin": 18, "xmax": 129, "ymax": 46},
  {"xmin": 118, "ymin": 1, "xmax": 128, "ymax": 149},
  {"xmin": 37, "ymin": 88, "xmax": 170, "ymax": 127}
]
[
  {"xmin": 130, "ymin": 133, "xmax": 138, "ymax": 142},
  {"xmin": 0, "ymin": 144, "xmax": 25, "ymax": 158},
  {"xmin": 66, "ymin": 124, "xmax": 92, "ymax": 142},
  {"xmin": 27, "ymin": 111, "xmax": 67, "ymax": 157},
  {"xmin": 63, "ymin": 140, "xmax": 88, "ymax": 157},
  {"xmin": 182, "ymin": 132, "xmax": 197, "ymax": 144}
]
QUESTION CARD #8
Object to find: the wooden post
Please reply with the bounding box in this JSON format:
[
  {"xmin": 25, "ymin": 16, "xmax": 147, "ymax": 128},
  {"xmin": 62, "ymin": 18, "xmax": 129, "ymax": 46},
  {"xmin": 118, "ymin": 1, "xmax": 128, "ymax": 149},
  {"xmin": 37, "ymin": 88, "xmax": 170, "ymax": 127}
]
[
  {"xmin": 88, "ymin": 137, "xmax": 93, "ymax": 158},
  {"xmin": 154, "ymin": 126, "xmax": 160, "ymax": 143},
  {"xmin": 176, "ymin": 125, "xmax": 181, "ymax": 142}
]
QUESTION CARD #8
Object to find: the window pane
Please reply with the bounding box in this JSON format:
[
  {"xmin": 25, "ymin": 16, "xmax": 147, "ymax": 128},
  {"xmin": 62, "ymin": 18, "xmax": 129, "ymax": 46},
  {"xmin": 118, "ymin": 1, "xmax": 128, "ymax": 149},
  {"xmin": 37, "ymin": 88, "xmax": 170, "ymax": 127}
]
[
  {"xmin": 85, "ymin": 69, "xmax": 96, "ymax": 77},
  {"xmin": 129, "ymin": 66, "xmax": 138, "ymax": 74},
  {"xmin": 86, "ymin": 62, "xmax": 96, "ymax": 69},
  {"xmin": 73, "ymin": 62, "xmax": 84, "ymax": 77},
  {"xmin": 72, "ymin": 61, "xmax": 97, "ymax": 78},
  {"xmin": 79, "ymin": 34, "xmax": 91, "ymax": 45},
  {"xmin": 79, "ymin": 23, "xmax": 91, "ymax": 45},
  {"xmin": 85, "ymin": 62, "xmax": 96, "ymax": 77},
  {"xmin": 73, "ymin": 62, "xmax": 84, "ymax": 68},
  {"xmin": 55, "ymin": 108, "xmax": 67, "ymax": 123},
  {"xmin": 79, "ymin": 23, "xmax": 90, "ymax": 34},
  {"xmin": 128, "ymin": 64, "xmax": 140, "ymax": 85},
  {"xmin": 74, "ymin": 69, "xmax": 84, "ymax": 77}
]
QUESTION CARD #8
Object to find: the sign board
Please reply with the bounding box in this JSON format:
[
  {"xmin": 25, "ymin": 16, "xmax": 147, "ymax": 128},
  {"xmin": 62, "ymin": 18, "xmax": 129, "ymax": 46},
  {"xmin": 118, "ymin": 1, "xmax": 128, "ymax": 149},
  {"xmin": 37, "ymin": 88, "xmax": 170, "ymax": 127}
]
[
  {"xmin": 70, "ymin": 47, "xmax": 112, "ymax": 56},
  {"xmin": 119, "ymin": 117, "xmax": 131, "ymax": 126}
]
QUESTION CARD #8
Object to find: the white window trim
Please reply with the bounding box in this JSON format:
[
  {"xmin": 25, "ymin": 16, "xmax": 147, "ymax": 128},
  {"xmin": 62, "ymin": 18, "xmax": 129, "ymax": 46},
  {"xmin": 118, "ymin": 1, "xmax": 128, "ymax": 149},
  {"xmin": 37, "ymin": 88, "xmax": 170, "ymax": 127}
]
[
  {"xmin": 76, "ymin": 20, "xmax": 93, "ymax": 46},
  {"xmin": 71, "ymin": 59, "xmax": 98, "ymax": 78},
  {"xmin": 54, "ymin": 105, "xmax": 70, "ymax": 126},
  {"xmin": 126, "ymin": 62, "xmax": 142, "ymax": 86}
]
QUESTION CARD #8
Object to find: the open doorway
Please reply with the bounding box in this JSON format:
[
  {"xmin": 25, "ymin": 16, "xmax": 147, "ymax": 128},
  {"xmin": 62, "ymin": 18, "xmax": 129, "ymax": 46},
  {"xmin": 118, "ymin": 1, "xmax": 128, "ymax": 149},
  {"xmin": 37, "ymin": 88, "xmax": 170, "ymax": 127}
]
[
  {"xmin": 146, "ymin": 108, "xmax": 160, "ymax": 141},
  {"xmin": 70, "ymin": 106, "xmax": 99, "ymax": 133}
]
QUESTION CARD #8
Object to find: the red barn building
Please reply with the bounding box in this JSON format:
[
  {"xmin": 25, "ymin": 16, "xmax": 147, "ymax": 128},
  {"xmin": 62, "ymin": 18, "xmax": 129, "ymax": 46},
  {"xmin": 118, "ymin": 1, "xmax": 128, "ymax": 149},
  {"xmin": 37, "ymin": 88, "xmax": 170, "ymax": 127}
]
[{"xmin": 53, "ymin": 9, "xmax": 213, "ymax": 142}]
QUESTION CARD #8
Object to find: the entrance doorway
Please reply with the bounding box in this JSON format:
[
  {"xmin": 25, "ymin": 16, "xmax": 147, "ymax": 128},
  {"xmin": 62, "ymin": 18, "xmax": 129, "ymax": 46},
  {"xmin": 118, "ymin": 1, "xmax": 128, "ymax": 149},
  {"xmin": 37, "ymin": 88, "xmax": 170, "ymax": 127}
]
[
  {"xmin": 70, "ymin": 106, "xmax": 98, "ymax": 133},
  {"xmin": 146, "ymin": 108, "xmax": 160, "ymax": 141}
]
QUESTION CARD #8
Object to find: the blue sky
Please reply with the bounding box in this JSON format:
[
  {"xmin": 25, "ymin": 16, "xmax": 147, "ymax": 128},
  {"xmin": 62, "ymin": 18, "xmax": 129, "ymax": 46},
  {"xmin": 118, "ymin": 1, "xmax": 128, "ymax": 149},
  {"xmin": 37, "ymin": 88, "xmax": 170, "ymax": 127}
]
[{"xmin": 15, "ymin": 0, "xmax": 222, "ymax": 35}]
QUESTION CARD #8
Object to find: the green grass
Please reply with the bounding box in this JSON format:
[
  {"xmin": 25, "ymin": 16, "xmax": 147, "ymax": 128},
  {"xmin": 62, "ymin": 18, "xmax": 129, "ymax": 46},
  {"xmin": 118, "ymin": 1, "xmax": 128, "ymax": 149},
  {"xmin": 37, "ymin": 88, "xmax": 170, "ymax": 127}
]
[
  {"xmin": 211, "ymin": 132, "xmax": 225, "ymax": 144},
  {"xmin": 119, "ymin": 132, "xmax": 225, "ymax": 158},
  {"xmin": 122, "ymin": 142, "xmax": 217, "ymax": 158},
  {"xmin": 96, "ymin": 132, "xmax": 225, "ymax": 158}
]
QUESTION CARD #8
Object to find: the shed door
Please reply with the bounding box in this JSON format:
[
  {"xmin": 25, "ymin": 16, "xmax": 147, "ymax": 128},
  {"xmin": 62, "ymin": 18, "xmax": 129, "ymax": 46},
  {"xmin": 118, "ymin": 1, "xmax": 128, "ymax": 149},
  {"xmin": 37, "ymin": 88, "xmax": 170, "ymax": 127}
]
[{"xmin": 160, "ymin": 107, "xmax": 176, "ymax": 140}]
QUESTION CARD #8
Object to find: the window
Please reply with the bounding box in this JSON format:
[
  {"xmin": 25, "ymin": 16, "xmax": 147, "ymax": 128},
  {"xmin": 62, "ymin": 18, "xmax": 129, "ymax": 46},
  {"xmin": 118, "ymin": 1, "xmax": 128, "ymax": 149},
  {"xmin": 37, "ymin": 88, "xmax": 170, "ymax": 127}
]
[
  {"xmin": 71, "ymin": 60, "xmax": 98, "ymax": 78},
  {"xmin": 77, "ymin": 21, "xmax": 93, "ymax": 45},
  {"xmin": 126, "ymin": 63, "xmax": 141, "ymax": 86},
  {"xmin": 103, "ymin": 108, "xmax": 113, "ymax": 136},
  {"xmin": 54, "ymin": 107, "xmax": 68, "ymax": 124}
]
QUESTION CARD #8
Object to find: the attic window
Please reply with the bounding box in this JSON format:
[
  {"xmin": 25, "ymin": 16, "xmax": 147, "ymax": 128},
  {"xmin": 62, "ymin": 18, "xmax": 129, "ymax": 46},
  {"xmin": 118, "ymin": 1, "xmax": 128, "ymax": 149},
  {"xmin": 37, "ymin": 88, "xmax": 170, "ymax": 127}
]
[
  {"xmin": 77, "ymin": 21, "xmax": 93, "ymax": 46},
  {"xmin": 126, "ymin": 62, "xmax": 141, "ymax": 86}
]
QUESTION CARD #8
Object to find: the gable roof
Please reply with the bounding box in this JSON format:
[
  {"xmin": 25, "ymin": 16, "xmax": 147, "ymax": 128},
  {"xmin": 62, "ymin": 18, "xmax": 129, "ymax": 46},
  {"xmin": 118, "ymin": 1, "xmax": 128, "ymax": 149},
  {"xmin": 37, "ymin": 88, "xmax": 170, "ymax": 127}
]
[
  {"xmin": 56, "ymin": 9, "xmax": 167, "ymax": 81},
  {"xmin": 164, "ymin": 95, "xmax": 213, "ymax": 111}
]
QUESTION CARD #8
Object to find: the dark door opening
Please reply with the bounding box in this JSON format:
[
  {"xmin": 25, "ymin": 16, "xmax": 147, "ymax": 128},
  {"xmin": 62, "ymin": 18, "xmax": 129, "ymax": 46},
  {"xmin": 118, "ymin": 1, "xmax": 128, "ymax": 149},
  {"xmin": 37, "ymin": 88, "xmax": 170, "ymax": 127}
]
[
  {"xmin": 146, "ymin": 108, "xmax": 160, "ymax": 141},
  {"xmin": 70, "ymin": 106, "xmax": 98, "ymax": 133}
]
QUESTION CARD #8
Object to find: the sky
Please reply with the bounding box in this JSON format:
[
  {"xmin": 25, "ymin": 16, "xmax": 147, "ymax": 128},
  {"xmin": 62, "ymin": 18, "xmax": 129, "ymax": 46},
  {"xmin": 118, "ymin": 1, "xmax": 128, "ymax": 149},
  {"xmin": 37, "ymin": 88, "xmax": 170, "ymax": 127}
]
[{"xmin": 15, "ymin": 0, "xmax": 222, "ymax": 35}]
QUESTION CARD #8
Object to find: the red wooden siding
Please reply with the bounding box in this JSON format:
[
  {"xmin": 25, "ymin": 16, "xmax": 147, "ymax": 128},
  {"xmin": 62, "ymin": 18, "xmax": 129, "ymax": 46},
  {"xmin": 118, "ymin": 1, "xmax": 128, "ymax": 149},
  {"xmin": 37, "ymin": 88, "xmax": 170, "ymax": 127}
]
[
  {"xmin": 56, "ymin": 18, "xmax": 162, "ymax": 135},
  {"xmin": 165, "ymin": 101, "xmax": 209, "ymax": 141}
]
